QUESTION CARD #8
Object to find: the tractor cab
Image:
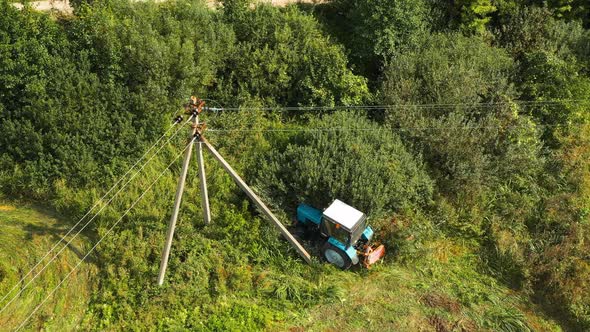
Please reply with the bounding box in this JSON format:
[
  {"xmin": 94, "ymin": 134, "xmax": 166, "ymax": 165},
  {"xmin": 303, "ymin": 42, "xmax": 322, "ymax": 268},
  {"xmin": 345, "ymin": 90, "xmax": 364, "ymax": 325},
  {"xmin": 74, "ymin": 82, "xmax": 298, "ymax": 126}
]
[
  {"xmin": 296, "ymin": 199, "xmax": 384, "ymax": 269},
  {"xmin": 321, "ymin": 199, "xmax": 369, "ymax": 248}
]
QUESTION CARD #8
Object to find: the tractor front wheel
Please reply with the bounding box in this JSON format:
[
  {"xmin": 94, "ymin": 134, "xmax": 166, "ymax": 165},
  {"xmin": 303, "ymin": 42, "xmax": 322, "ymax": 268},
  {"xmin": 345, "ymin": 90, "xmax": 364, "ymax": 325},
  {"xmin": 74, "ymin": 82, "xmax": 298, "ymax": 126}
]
[{"xmin": 321, "ymin": 242, "xmax": 352, "ymax": 270}]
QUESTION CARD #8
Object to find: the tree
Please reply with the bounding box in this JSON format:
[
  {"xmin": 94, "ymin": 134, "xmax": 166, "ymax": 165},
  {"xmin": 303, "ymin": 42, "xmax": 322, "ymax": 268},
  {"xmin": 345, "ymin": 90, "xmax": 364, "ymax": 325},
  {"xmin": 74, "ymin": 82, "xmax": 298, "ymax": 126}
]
[
  {"xmin": 516, "ymin": 50, "xmax": 590, "ymax": 145},
  {"xmin": 212, "ymin": 5, "xmax": 369, "ymax": 107},
  {"xmin": 381, "ymin": 32, "xmax": 547, "ymax": 286},
  {"xmin": 494, "ymin": 5, "xmax": 589, "ymax": 65},
  {"xmin": 455, "ymin": 0, "xmax": 497, "ymax": 34},
  {"xmin": 254, "ymin": 112, "xmax": 433, "ymax": 215},
  {"xmin": 323, "ymin": 0, "xmax": 429, "ymax": 79},
  {"xmin": 382, "ymin": 33, "xmax": 515, "ymax": 106},
  {"xmin": 547, "ymin": 0, "xmax": 589, "ymax": 26}
]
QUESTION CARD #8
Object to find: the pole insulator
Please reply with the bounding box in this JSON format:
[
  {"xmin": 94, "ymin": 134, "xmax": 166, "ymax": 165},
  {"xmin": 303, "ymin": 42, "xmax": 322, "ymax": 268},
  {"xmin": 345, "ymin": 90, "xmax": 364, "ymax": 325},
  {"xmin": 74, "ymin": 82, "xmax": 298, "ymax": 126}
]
[{"xmin": 173, "ymin": 115, "xmax": 183, "ymax": 124}]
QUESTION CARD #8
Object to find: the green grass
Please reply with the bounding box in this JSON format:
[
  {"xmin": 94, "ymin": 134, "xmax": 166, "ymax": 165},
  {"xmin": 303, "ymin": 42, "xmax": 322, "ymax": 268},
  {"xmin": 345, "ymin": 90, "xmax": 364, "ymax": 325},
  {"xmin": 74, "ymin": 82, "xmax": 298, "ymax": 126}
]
[
  {"xmin": 275, "ymin": 239, "xmax": 563, "ymax": 332},
  {"xmin": 0, "ymin": 200, "xmax": 568, "ymax": 331},
  {"xmin": 0, "ymin": 200, "xmax": 96, "ymax": 331}
]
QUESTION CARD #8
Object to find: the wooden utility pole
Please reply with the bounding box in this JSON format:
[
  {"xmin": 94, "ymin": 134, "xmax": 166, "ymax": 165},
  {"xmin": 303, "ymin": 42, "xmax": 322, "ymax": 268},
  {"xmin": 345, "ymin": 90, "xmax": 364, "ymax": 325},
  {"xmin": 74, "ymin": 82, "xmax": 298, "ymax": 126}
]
[{"xmin": 200, "ymin": 136, "xmax": 312, "ymax": 264}]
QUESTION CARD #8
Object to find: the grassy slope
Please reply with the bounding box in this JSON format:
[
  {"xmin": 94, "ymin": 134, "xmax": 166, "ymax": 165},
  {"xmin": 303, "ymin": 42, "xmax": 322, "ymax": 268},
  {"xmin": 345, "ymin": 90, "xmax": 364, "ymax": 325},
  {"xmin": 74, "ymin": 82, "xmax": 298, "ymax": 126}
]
[
  {"xmin": 0, "ymin": 201, "xmax": 96, "ymax": 331},
  {"xmin": 0, "ymin": 200, "xmax": 565, "ymax": 331},
  {"xmin": 277, "ymin": 239, "xmax": 562, "ymax": 332}
]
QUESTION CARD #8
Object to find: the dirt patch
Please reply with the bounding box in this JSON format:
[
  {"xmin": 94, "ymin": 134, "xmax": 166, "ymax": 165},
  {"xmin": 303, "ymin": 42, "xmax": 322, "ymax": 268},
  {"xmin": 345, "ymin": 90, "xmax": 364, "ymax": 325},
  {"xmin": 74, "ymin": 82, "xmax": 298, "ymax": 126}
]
[
  {"xmin": 428, "ymin": 315, "xmax": 450, "ymax": 332},
  {"xmin": 258, "ymin": 0, "xmax": 327, "ymax": 7},
  {"xmin": 421, "ymin": 292, "xmax": 461, "ymax": 313},
  {"xmin": 428, "ymin": 315, "xmax": 479, "ymax": 332}
]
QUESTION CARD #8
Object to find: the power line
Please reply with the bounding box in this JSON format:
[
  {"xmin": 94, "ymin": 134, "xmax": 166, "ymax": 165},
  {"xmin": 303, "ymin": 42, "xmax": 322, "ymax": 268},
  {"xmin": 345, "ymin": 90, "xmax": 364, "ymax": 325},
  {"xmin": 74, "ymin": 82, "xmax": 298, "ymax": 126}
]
[
  {"xmin": 14, "ymin": 138, "xmax": 195, "ymax": 332},
  {"xmin": 0, "ymin": 118, "xmax": 187, "ymax": 306},
  {"xmin": 0, "ymin": 117, "xmax": 192, "ymax": 315},
  {"xmin": 0, "ymin": 118, "xmax": 187, "ymax": 309},
  {"xmin": 204, "ymin": 99, "xmax": 590, "ymax": 112},
  {"xmin": 206, "ymin": 122, "xmax": 587, "ymax": 133}
]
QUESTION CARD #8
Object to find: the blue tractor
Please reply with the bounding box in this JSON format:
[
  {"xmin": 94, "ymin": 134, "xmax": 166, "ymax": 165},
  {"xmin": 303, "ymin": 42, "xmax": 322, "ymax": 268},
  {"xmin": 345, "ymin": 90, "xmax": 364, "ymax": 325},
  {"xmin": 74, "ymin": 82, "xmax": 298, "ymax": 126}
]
[{"xmin": 295, "ymin": 199, "xmax": 385, "ymax": 269}]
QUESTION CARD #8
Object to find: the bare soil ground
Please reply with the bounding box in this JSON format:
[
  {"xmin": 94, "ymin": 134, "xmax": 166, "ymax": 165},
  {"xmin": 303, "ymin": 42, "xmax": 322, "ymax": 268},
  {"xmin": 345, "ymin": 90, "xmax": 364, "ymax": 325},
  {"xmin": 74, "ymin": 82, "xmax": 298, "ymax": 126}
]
[
  {"xmin": 12, "ymin": 0, "xmax": 73, "ymax": 13},
  {"xmin": 11, "ymin": 0, "xmax": 326, "ymax": 13}
]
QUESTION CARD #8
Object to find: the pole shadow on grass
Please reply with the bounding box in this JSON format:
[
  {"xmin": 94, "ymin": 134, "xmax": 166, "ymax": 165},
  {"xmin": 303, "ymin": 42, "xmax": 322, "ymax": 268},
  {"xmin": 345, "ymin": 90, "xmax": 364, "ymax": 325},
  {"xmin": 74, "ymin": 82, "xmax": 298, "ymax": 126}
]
[
  {"xmin": 22, "ymin": 222, "xmax": 89, "ymax": 263},
  {"xmin": 20, "ymin": 203, "xmax": 97, "ymax": 265}
]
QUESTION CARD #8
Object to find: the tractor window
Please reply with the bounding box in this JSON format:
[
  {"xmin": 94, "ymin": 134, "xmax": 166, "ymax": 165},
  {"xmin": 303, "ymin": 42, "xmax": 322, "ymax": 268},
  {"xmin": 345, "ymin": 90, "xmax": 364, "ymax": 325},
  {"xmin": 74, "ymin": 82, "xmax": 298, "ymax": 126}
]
[
  {"xmin": 350, "ymin": 217, "xmax": 367, "ymax": 244},
  {"xmin": 325, "ymin": 220, "xmax": 350, "ymax": 247}
]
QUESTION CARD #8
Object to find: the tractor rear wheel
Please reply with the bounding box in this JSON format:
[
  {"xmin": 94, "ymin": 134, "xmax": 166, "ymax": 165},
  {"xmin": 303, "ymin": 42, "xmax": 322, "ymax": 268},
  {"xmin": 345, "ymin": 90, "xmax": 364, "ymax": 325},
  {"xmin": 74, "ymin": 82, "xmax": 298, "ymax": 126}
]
[{"xmin": 321, "ymin": 242, "xmax": 352, "ymax": 270}]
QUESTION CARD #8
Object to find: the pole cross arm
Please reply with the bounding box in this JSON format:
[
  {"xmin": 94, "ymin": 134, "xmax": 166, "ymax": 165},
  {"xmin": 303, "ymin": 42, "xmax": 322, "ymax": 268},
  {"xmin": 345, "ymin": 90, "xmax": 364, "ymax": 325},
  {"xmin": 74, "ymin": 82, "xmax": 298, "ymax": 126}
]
[{"xmin": 200, "ymin": 137, "xmax": 312, "ymax": 264}]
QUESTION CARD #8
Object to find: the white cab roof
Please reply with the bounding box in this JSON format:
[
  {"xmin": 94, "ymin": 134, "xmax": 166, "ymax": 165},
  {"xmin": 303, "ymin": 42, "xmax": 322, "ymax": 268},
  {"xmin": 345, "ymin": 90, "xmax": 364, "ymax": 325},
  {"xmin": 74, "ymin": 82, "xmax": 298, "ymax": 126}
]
[{"xmin": 323, "ymin": 199, "xmax": 365, "ymax": 230}]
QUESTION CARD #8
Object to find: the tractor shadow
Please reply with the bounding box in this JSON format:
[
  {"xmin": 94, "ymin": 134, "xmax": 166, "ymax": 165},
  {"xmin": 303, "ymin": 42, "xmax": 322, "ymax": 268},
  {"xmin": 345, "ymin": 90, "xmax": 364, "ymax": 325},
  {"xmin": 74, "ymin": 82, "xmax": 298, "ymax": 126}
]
[{"xmin": 287, "ymin": 224, "xmax": 325, "ymax": 261}]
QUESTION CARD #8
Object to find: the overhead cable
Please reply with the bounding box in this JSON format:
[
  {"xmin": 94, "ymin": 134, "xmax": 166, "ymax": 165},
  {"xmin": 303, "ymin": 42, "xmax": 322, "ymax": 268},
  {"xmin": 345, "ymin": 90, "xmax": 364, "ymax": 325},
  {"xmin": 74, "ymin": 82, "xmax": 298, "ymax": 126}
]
[
  {"xmin": 207, "ymin": 122, "xmax": 587, "ymax": 133},
  {"xmin": 14, "ymin": 138, "xmax": 195, "ymax": 332},
  {"xmin": 0, "ymin": 117, "xmax": 192, "ymax": 315},
  {"xmin": 204, "ymin": 99, "xmax": 590, "ymax": 112}
]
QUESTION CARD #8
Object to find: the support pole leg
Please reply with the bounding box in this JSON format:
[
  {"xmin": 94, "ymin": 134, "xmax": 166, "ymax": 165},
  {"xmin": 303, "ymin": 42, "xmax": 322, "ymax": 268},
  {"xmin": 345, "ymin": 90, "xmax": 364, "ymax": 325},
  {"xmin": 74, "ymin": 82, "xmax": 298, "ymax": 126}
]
[
  {"xmin": 196, "ymin": 141, "xmax": 211, "ymax": 224},
  {"xmin": 195, "ymin": 116, "xmax": 211, "ymax": 224},
  {"xmin": 157, "ymin": 117, "xmax": 197, "ymax": 286},
  {"xmin": 201, "ymin": 137, "xmax": 312, "ymax": 264}
]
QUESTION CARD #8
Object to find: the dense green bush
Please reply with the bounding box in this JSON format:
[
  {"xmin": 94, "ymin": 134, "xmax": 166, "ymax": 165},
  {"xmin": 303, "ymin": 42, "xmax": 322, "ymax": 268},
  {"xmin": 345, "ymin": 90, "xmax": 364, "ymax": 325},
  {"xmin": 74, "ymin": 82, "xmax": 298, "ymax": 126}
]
[
  {"xmin": 380, "ymin": 33, "xmax": 529, "ymax": 206},
  {"xmin": 378, "ymin": 14, "xmax": 590, "ymax": 327},
  {"xmin": 342, "ymin": 0, "xmax": 429, "ymax": 76},
  {"xmin": 324, "ymin": 0, "xmax": 430, "ymax": 78},
  {"xmin": 382, "ymin": 33, "xmax": 515, "ymax": 106},
  {"xmin": 254, "ymin": 112, "xmax": 433, "ymax": 215},
  {"xmin": 0, "ymin": 0, "xmax": 231, "ymax": 198},
  {"xmin": 213, "ymin": 3, "xmax": 369, "ymax": 106}
]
